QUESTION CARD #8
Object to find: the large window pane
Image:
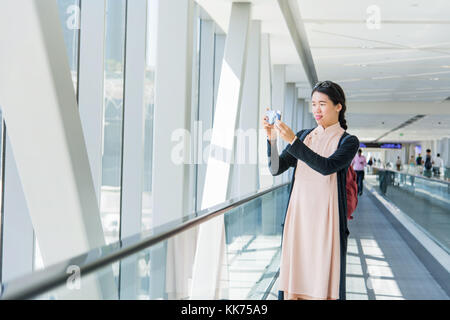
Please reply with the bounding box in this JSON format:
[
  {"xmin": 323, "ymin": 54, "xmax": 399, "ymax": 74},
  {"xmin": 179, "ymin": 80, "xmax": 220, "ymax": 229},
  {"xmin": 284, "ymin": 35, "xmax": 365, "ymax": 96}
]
[
  {"xmin": 142, "ymin": 0, "xmax": 158, "ymax": 232},
  {"xmin": 101, "ymin": 0, "xmax": 127, "ymax": 244},
  {"xmin": 57, "ymin": 0, "xmax": 80, "ymax": 94}
]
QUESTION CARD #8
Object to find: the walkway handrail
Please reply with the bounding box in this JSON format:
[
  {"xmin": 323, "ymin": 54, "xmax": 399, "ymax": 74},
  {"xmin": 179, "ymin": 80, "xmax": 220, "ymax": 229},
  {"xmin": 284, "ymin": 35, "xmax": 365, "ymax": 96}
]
[
  {"xmin": 378, "ymin": 168, "xmax": 450, "ymax": 186},
  {"xmin": 0, "ymin": 182, "xmax": 290, "ymax": 300}
]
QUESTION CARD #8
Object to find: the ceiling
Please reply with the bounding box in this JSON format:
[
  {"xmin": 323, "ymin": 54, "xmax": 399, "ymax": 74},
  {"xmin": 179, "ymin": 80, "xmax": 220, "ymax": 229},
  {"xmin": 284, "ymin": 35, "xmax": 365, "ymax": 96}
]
[{"xmin": 196, "ymin": 0, "xmax": 450, "ymax": 142}]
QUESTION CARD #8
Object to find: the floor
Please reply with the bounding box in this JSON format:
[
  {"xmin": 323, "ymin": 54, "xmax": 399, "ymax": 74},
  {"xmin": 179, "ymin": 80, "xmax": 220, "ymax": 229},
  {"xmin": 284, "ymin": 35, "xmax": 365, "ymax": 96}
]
[
  {"xmin": 365, "ymin": 175, "xmax": 450, "ymax": 252},
  {"xmin": 264, "ymin": 185, "xmax": 449, "ymax": 300}
]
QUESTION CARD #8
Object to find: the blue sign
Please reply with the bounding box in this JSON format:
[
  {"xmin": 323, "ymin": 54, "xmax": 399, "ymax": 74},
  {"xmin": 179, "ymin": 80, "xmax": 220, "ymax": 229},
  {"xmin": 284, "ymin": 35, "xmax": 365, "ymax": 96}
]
[
  {"xmin": 380, "ymin": 143, "xmax": 402, "ymax": 149},
  {"xmin": 360, "ymin": 142, "xmax": 402, "ymax": 149}
]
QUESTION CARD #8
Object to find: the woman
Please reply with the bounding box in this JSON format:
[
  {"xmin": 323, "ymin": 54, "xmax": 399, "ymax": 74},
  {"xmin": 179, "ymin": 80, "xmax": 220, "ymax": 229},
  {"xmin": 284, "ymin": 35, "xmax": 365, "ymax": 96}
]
[{"xmin": 263, "ymin": 81, "xmax": 359, "ymax": 300}]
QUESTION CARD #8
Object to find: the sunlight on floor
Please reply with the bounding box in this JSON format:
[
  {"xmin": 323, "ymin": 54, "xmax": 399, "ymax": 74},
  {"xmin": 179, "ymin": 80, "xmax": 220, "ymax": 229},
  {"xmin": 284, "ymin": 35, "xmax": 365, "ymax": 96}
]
[{"xmin": 346, "ymin": 237, "xmax": 404, "ymax": 300}]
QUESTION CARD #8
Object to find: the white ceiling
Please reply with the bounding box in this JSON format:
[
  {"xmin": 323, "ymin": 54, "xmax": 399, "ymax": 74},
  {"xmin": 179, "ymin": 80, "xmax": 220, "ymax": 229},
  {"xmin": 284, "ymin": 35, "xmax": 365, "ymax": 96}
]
[{"xmin": 196, "ymin": 0, "xmax": 450, "ymax": 142}]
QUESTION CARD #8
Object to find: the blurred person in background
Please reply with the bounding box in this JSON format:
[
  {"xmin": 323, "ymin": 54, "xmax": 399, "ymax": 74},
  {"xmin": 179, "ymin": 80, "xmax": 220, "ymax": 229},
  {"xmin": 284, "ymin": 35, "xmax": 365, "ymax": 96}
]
[
  {"xmin": 423, "ymin": 149, "xmax": 433, "ymax": 178},
  {"xmin": 432, "ymin": 153, "xmax": 444, "ymax": 177},
  {"xmin": 352, "ymin": 149, "xmax": 367, "ymax": 196},
  {"xmin": 396, "ymin": 156, "xmax": 402, "ymax": 171}
]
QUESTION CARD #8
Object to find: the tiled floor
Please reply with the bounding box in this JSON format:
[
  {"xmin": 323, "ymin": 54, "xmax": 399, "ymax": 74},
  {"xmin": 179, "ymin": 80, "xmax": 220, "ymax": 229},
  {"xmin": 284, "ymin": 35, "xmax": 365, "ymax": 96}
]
[{"xmin": 226, "ymin": 235, "xmax": 282, "ymax": 300}]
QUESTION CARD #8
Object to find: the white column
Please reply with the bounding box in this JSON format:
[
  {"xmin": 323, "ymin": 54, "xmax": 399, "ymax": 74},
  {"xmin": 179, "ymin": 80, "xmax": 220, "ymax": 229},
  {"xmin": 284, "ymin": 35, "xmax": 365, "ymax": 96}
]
[
  {"xmin": 272, "ymin": 65, "xmax": 286, "ymax": 185},
  {"xmin": 258, "ymin": 33, "xmax": 277, "ymax": 238},
  {"xmin": 117, "ymin": 0, "xmax": 147, "ymax": 300},
  {"xmin": 284, "ymin": 83, "xmax": 296, "ymax": 130},
  {"xmin": 191, "ymin": 3, "xmax": 251, "ymax": 299},
  {"xmin": 441, "ymin": 138, "xmax": 450, "ymax": 167},
  {"xmin": 1, "ymin": 131, "xmax": 34, "ymax": 283},
  {"xmin": 282, "ymin": 83, "xmax": 296, "ymax": 182},
  {"xmin": 213, "ymin": 33, "xmax": 226, "ymax": 114},
  {"xmin": 231, "ymin": 20, "xmax": 261, "ymax": 198},
  {"xmin": 150, "ymin": 0, "xmax": 196, "ymax": 300},
  {"xmin": 152, "ymin": 0, "xmax": 194, "ymax": 227},
  {"xmin": 120, "ymin": 0, "xmax": 147, "ymax": 240},
  {"xmin": 188, "ymin": 5, "xmax": 200, "ymax": 217},
  {"xmin": 77, "ymin": 0, "xmax": 106, "ymax": 204},
  {"xmin": 258, "ymin": 33, "xmax": 273, "ymax": 189},
  {"xmin": 303, "ymin": 100, "xmax": 312, "ymax": 129},
  {"xmin": 296, "ymin": 97, "xmax": 305, "ymax": 131},
  {"xmin": 292, "ymin": 98, "xmax": 298, "ymax": 133},
  {"xmin": 196, "ymin": 20, "xmax": 215, "ymax": 212}
]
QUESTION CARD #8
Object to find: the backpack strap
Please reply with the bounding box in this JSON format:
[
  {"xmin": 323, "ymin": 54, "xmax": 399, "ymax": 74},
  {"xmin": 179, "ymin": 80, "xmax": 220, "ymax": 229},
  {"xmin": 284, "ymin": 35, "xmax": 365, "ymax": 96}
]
[
  {"xmin": 299, "ymin": 128, "xmax": 314, "ymax": 141},
  {"xmin": 338, "ymin": 131, "xmax": 350, "ymax": 147}
]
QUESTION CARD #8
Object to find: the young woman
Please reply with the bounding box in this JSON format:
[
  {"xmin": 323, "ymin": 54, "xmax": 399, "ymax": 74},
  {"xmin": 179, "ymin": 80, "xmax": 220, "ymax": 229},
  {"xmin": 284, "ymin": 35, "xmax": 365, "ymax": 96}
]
[{"xmin": 263, "ymin": 81, "xmax": 359, "ymax": 300}]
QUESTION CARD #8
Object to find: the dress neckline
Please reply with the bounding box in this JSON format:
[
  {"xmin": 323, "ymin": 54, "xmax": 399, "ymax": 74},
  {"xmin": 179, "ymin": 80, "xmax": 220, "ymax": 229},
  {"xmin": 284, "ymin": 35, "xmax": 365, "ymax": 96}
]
[{"xmin": 316, "ymin": 121, "xmax": 341, "ymax": 134}]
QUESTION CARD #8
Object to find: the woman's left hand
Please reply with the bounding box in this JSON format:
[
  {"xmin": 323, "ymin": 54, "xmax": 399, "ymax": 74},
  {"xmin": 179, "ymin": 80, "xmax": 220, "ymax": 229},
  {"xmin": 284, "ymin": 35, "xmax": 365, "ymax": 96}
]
[{"xmin": 274, "ymin": 120, "xmax": 296, "ymax": 144}]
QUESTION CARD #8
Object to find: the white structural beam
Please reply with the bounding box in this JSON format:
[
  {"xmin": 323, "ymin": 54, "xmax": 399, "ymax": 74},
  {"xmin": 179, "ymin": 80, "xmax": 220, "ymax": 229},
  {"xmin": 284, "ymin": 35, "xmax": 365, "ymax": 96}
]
[
  {"xmin": 272, "ymin": 64, "xmax": 286, "ymax": 185},
  {"xmin": 258, "ymin": 33, "xmax": 274, "ymax": 189},
  {"xmin": 284, "ymin": 83, "xmax": 296, "ymax": 130},
  {"xmin": 257, "ymin": 33, "xmax": 278, "ymax": 239},
  {"xmin": 151, "ymin": 0, "xmax": 196, "ymax": 300},
  {"xmin": 296, "ymin": 97, "xmax": 306, "ymax": 131},
  {"xmin": 118, "ymin": 0, "xmax": 147, "ymax": 299},
  {"xmin": 0, "ymin": 0, "xmax": 105, "ymax": 266},
  {"xmin": 196, "ymin": 20, "xmax": 215, "ymax": 211},
  {"xmin": 200, "ymin": 2, "xmax": 251, "ymax": 209},
  {"xmin": 282, "ymin": 82, "xmax": 296, "ymax": 183},
  {"xmin": 277, "ymin": 0, "xmax": 317, "ymax": 87},
  {"xmin": 188, "ymin": 6, "xmax": 200, "ymax": 218},
  {"xmin": 77, "ymin": 0, "xmax": 106, "ymax": 204},
  {"xmin": 120, "ymin": 0, "xmax": 147, "ymax": 240},
  {"xmin": 1, "ymin": 131, "xmax": 34, "ymax": 283},
  {"xmin": 191, "ymin": 3, "xmax": 251, "ymax": 299},
  {"xmin": 152, "ymin": 0, "xmax": 194, "ymax": 227},
  {"xmin": 231, "ymin": 20, "xmax": 261, "ymax": 198},
  {"xmin": 0, "ymin": 0, "xmax": 116, "ymax": 299},
  {"xmin": 213, "ymin": 34, "xmax": 226, "ymax": 115}
]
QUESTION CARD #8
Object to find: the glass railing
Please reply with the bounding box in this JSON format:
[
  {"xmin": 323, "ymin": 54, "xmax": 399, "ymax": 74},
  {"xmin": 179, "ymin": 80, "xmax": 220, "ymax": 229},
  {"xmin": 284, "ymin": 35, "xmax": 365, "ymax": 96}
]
[
  {"xmin": 368, "ymin": 165, "xmax": 450, "ymax": 182},
  {"xmin": 368, "ymin": 169, "xmax": 450, "ymax": 253},
  {"xmin": 0, "ymin": 183, "xmax": 290, "ymax": 300}
]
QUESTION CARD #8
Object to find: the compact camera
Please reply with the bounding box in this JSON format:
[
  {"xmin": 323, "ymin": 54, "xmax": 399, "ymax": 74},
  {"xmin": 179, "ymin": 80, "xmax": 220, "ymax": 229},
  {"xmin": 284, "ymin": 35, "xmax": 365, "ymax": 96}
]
[{"xmin": 266, "ymin": 109, "xmax": 281, "ymax": 125}]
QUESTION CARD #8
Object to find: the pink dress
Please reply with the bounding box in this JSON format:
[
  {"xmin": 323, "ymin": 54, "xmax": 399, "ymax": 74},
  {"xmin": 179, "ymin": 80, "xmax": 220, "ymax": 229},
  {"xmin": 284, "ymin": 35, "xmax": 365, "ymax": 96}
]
[{"xmin": 278, "ymin": 122, "xmax": 344, "ymax": 300}]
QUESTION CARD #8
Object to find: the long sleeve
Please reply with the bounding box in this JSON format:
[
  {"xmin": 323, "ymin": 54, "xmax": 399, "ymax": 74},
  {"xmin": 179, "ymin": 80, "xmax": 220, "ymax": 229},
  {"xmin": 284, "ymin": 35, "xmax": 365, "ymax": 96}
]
[
  {"xmin": 285, "ymin": 134, "xmax": 360, "ymax": 176},
  {"xmin": 266, "ymin": 130, "xmax": 306, "ymax": 176}
]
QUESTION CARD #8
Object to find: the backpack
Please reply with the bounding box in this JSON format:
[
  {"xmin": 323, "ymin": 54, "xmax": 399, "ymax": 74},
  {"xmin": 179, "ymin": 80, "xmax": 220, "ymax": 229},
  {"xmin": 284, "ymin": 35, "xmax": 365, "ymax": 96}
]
[
  {"xmin": 424, "ymin": 156, "xmax": 432, "ymax": 170},
  {"xmin": 299, "ymin": 129, "xmax": 358, "ymax": 220}
]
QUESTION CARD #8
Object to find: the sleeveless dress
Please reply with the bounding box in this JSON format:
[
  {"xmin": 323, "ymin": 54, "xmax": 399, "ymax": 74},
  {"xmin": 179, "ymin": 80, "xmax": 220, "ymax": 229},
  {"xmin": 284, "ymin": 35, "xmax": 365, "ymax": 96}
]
[{"xmin": 278, "ymin": 122, "xmax": 345, "ymax": 300}]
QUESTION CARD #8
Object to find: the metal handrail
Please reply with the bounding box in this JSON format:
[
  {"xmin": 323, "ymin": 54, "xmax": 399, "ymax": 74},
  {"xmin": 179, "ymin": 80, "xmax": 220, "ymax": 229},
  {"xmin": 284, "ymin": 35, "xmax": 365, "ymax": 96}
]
[
  {"xmin": 378, "ymin": 168, "xmax": 450, "ymax": 186},
  {"xmin": 0, "ymin": 182, "xmax": 290, "ymax": 300}
]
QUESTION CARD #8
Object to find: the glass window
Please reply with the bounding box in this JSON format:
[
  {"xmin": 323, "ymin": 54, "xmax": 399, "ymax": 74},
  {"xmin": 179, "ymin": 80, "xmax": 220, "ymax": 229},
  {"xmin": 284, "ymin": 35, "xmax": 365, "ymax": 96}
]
[
  {"xmin": 191, "ymin": 5, "xmax": 201, "ymax": 214},
  {"xmin": 101, "ymin": 0, "xmax": 127, "ymax": 244},
  {"xmin": 56, "ymin": 0, "xmax": 80, "ymax": 94},
  {"xmin": 142, "ymin": 0, "xmax": 158, "ymax": 232}
]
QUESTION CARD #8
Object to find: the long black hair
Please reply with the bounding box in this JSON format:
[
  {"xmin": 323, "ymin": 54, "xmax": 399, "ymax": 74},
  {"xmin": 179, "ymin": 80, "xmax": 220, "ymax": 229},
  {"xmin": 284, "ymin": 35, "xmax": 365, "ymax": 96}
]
[{"xmin": 311, "ymin": 80, "xmax": 348, "ymax": 130}]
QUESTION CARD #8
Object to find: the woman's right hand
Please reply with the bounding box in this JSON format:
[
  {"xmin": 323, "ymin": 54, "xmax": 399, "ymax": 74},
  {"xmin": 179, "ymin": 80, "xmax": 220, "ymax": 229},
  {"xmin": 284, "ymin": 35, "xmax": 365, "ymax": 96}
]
[{"xmin": 263, "ymin": 107, "xmax": 277, "ymax": 141}]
